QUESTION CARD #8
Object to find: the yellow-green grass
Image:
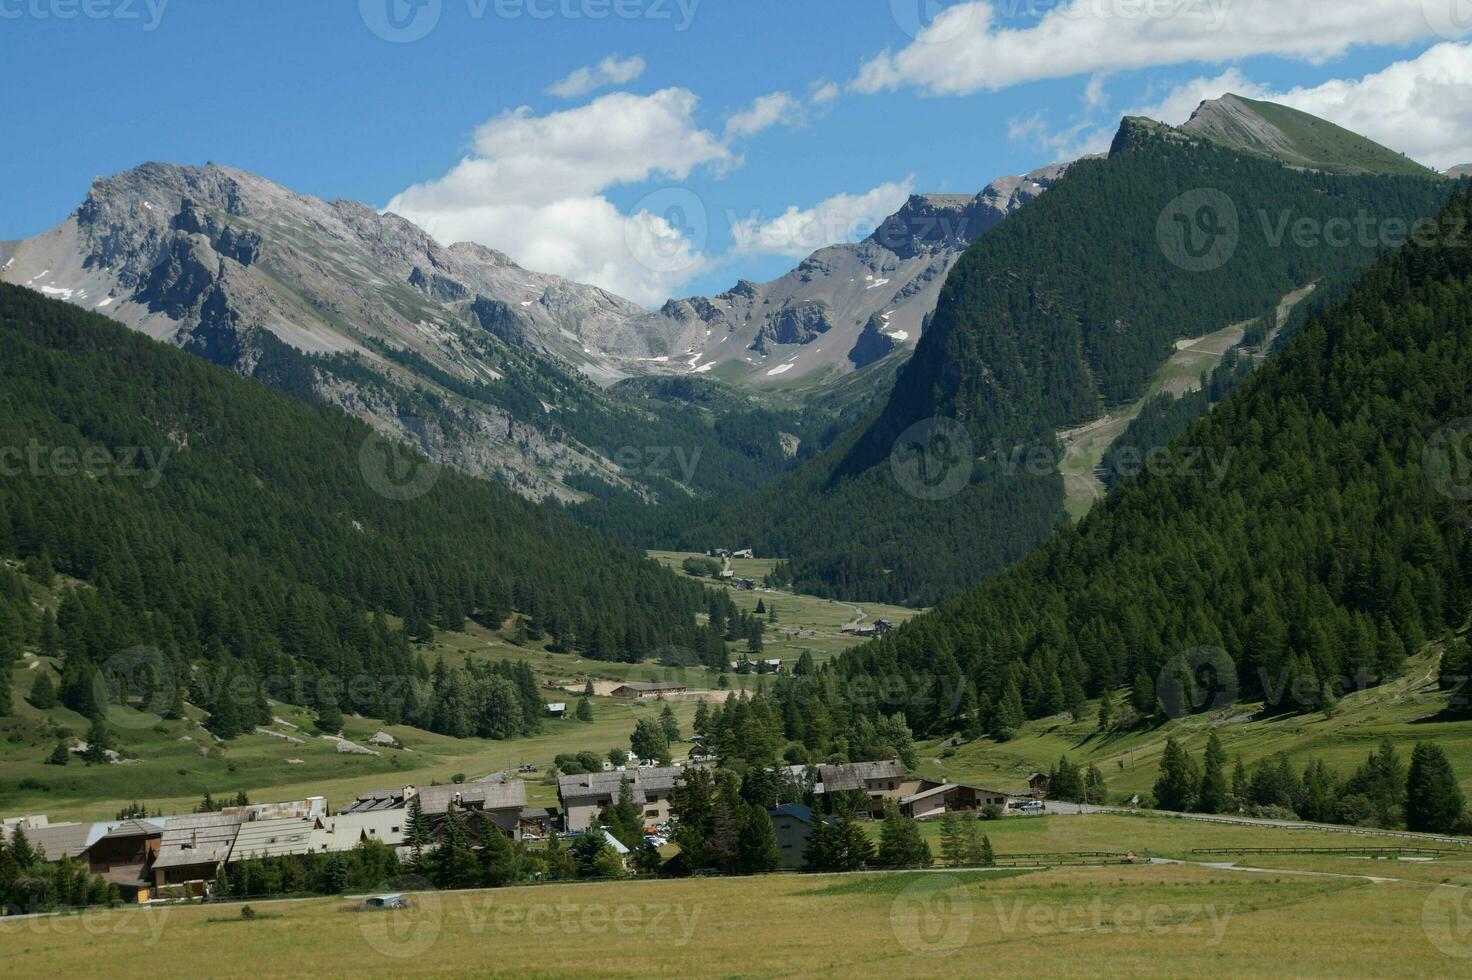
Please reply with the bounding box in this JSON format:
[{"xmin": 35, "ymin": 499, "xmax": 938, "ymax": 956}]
[
  {"xmin": 890, "ymin": 811, "xmax": 1472, "ymax": 861},
  {"xmin": 916, "ymin": 651, "xmax": 1472, "ymax": 799},
  {"xmin": 648, "ymin": 550, "xmax": 922, "ymax": 667},
  {"xmin": 1, "ymin": 652, "xmax": 700, "ymax": 822},
  {"xmin": 6, "ymin": 862, "xmax": 1470, "ymax": 977}
]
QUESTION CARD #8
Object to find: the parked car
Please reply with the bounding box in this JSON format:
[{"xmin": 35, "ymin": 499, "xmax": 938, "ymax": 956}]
[{"xmin": 1018, "ymin": 801, "xmax": 1046, "ymax": 813}]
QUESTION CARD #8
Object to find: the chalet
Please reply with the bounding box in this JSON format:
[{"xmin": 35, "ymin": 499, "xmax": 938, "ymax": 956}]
[
  {"xmin": 732, "ymin": 549, "xmax": 755, "ymax": 559},
  {"xmin": 898, "ymin": 781, "xmax": 1012, "ymax": 820},
  {"xmin": 1027, "ymin": 772, "xmax": 1050, "ymax": 800},
  {"xmin": 814, "ymin": 760, "xmax": 923, "ymax": 817},
  {"xmin": 546, "ymin": 702, "xmax": 568, "ymax": 719},
  {"xmin": 2, "ymin": 821, "xmax": 96, "ymax": 863},
  {"xmin": 152, "ymin": 812, "xmax": 249, "ymax": 892},
  {"xmin": 558, "ymin": 766, "xmax": 688, "ymax": 833},
  {"xmin": 768, "ymin": 803, "xmax": 830, "ymax": 870},
  {"xmin": 609, "ymin": 681, "xmax": 687, "ymax": 701},
  {"xmin": 84, "ymin": 819, "xmax": 164, "ymax": 903},
  {"xmin": 229, "ymin": 816, "xmax": 324, "ymax": 862},
  {"xmin": 842, "ymin": 619, "xmax": 894, "ymax": 638},
  {"xmin": 339, "ymin": 782, "xmax": 527, "ymax": 837},
  {"xmin": 314, "ymin": 810, "xmax": 408, "ymax": 854}
]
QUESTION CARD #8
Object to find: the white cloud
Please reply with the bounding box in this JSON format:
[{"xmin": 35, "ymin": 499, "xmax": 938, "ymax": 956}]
[
  {"xmin": 729, "ymin": 179, "xmax": 916, "ymax": 259},
  {"xmin": 854, "ymin": 1, "xmax": 1458, "ymax": 97},
  {"xmin": 387, "ymin": 89, "xmax": 730, "ymax": 305},
  {"xmin": 547, "ymin": 55, "xmax": 647, "ymax": 99},
  {"xmin": 1009, "ymin": 44, "xmax": 1472, "ymax": 170},
  {"xmin": 809, "ymin": 80, "xmax": 841, "ymax": 106},
  {"xmin": 725, "ymin": 91, "xmax": 805, "ymax": 138}
]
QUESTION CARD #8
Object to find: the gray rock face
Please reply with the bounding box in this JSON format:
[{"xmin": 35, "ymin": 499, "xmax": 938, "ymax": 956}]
[
  {"xmin": 1446, "ymin": 164, "xmax": 1472, "ymax": 179},
  {"xmin": 603, "ymin": 161, "xmax": 1073, "ymax": 392},
  {"xmin": 1, "ymin": 162, "xmax": 659, "ymax": 500}
]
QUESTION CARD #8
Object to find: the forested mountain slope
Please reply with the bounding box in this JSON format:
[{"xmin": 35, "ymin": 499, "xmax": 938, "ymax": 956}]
[
  {"xmin": 691, "ymin": 112, "xmax": 1454, "ymax": 606},
  {"xmin": 0, "ymin": 284, "xmax": 707, "ymax": 722},
  {"xmin": 828, "ymin": 184, "xmax": 1472, "ymax": 736}
]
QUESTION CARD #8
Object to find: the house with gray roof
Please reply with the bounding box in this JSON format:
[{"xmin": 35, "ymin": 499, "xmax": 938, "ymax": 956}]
[{"xmin": 557, "ymin": 766, "xmax": 689, "ymax": 833}]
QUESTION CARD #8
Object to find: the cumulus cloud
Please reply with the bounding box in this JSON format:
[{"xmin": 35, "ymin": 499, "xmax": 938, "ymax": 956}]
[
  {"xmin": 809, "ymin": 80, "xmax": 842, "ymax": 106},
  {"xmin": 854, "ymin": 0, "xmax": 1459, "ymax": 96},
  {"xmin": 387, "ymin": 88, "xmax": 730, "ymax": 305},
  {"xmin": 1010, "ymin": 44, "xmax": 1472, "ymax": 171},
  {"xmin": 725, "ymin": 91, "xmax": 805, "ymax": 138},
  {"xmin": 547, "ymin": 55, "xmax": 647, "ymax": 98},
  {"xmin": 729, "ymin": 179, "xmax": 916, "ymax": 259}
]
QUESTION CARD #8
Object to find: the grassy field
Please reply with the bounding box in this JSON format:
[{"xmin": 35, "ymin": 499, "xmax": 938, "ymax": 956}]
[
  {"xmin": 0, "ymin": 557, "xmax": 915, "ymax": 823},
  {"xmin": 648, "ymin": 550, "xmax": 922, "ymax": 666},
  {"xmin": 916, "ymin": 649, "xmax": 1472, "ymax": 800},
  {"xmin": 7, "ymin": 852, "xmax": 1472, "ymax": 977}
]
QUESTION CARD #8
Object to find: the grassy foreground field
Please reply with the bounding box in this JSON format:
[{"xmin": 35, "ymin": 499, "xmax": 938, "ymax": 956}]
[{"xmin": 7, "ymin": 856, "xmax": 1472, "ymax": 977}]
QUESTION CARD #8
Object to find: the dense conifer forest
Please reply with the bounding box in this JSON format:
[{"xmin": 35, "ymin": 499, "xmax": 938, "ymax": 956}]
[
  {"xmin": 684, "ymin": 123, "xmax": 1455, "ymax": 606},
  {"xmin": 0, "ymin": 284, "xmax": 711, "ymax": 724},
  {"xmin": 814, "ymin": 185, "xmax": 1472, "ymax": 735}
]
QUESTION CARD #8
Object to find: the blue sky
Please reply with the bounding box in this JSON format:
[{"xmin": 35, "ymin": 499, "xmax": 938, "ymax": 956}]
[{"xmin": 2, "ymin": 1, "xmax": 1469, "ymax": 304}]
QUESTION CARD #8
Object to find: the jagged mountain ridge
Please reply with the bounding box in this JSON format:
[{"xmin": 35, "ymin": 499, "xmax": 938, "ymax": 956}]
[
  {"xmin": 601, "ymin": 163, "xmax": 1073, "ymax": 390},
  {"xmin": 0, "ymin": 163, "xmax": 697, "ymax": 500}
]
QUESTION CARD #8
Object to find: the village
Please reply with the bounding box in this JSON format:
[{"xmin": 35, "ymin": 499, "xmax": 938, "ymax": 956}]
[{"xmin": 0, "ymin": 757, "xmax": 1052, "ymax": 905}]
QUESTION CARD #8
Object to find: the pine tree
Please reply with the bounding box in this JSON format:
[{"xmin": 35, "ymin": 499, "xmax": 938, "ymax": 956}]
[
  {"xmin": 659, "ymin": 703, "xmax": 680, "ymax": 743},
  {"xmin": 938, "ymin": 811, "xmax": 965, "ymax": 866},
  {"xmin": 314, "ymin": 695, "xmax": 343, "ymax": 735},
  {"xmin": 1153, "ymin": 737, "xmax": 1199, "ymax": 812},
  {"xmin": 737, "ymin": 802, "xmax": 780, "ymax": 874},
  {"xmin": 479, "ymin": 822, "xmax": 522, "ymax": 886},
  {"xmin": 46, "ymin": 740, "xmax": 70, "ymax": 766},
  {"xmin": 28, "ymin": 671, "xmax": 57, "ymax": 710},
  {"xmin": 1096, "ymin": 688, "xmax": 1114, "ymax": 731},
  {"xmin": 1196, "ymin": 732, "xmax": 1230, "ymax": 814},
  {"xmin": 980, "ymin": 834, "xmax": 996, "ymax": 867},
  {"xmin": 404, "ymin": 794, "xmax": 430, "ymax": 870},
  {"xmin": 1406, "ymin": 743, "xmax": 1466, "ymax": 834},
  {"xmin": 575, "ymin": 697, "xmax": 594, "ymax": 722},
  {"xmin": 877, "ymin": 801, "xmax": 932, "ymax": 868},
  {"xmin": 1231, "ymin": 756, "xmax": 1249, "ymax": 806}
]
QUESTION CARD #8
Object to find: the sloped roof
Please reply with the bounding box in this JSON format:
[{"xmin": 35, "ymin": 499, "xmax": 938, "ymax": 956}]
[
  {"xmin": 229, "ymin": 817, "xmax": 322, "ymax": 860},
  {"xmin": 557, "ymin": 766, "xmax": 686, "ymax": 802},
  {"xmin": 3, "ymin": 822, "xmax": 95, "ymax": 860},
  {"xmin": 99, "ymin": 819, "xmax": 165, "ymax": 841},
  {"xmin": 318, "ymin": 811, "xmax": 408, "ymax": 851},
  {"xmin": 769, "ymin": 803, "xmax": 817, "ymax": 824},
  {"xmin": 416, "ymin": 781, "xmax": 526, "ymax": 814},
  {"xmin": 818, "ymin": 760, "xmax": 906, "ymax": 792},
  {"xmin": 152, "ymin": 812, "xmax": 248, "ymax": 870}
]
